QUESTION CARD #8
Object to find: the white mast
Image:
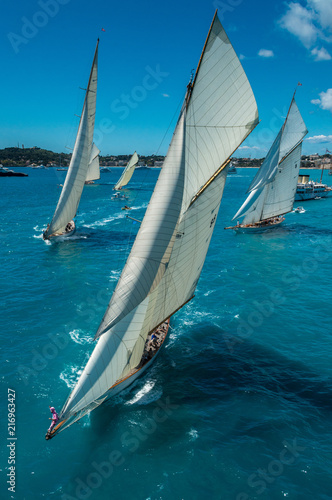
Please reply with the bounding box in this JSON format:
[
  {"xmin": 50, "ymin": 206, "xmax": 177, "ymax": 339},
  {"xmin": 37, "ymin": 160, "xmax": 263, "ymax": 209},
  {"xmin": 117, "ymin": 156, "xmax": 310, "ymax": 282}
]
[
  {"xmin": 52, "ymin": 12, "xmax": 259, "ymax": 434},
  {"xmin": 114, "ymin": 152, "xmax": 139, "ymax": 190},
  {"xmin": 44, "ymin": 39, "xmax": 99, "ymax": 238}
]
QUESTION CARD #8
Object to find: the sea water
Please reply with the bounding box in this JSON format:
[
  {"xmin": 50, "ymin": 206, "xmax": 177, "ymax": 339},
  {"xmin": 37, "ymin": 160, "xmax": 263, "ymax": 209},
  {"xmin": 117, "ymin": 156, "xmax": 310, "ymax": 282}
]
[{"xmin": 0, "ymin": 166, "xmax": 331, "ymax": 500}]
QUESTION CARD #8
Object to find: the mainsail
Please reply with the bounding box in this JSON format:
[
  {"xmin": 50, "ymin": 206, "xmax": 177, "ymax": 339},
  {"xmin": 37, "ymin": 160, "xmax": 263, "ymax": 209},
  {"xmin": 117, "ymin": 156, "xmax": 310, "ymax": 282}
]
[
  {"xmin": 51, "ymin": 11, "xmax": 259, "ymax": 435},
  {"xmin": 44, "ymin": 39, "xmax": 99, "ymax": 238},
  {"xmin": 114, "ymin": 152, "xmax": 139, "ymax": 190},
  {"xmin": 85, "ymin": 143, "xmax": 100, "ymax": 182},
  {"xmin": 233, "ymin": 96, "xmax": 307, "ymax": 225}
]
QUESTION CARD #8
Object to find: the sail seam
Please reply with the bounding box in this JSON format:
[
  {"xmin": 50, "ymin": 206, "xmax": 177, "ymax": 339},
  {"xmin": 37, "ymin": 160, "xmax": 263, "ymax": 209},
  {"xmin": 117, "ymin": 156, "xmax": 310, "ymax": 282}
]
[
  {"xmin": 279, "ymin": 139, "xmax": 304, "ymax": 165},
  {"xmin": 190, "ymin": 67, "xmax": 250, "ymax": 125},
  {"xmin": 189, "ymin": 159, "xmax": 231, "ymax": 208}
]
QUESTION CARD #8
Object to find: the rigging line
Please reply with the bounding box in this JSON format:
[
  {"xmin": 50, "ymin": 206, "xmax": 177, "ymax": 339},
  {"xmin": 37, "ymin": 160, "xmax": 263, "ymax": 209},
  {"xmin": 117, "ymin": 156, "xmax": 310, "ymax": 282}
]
[
  {"xmin": 116, "ymin": 90, "xmax": 185, "ymax": 274},
  {"xmin": 154, "ymin": 90, "xmax": 186, "ymax": 157}
]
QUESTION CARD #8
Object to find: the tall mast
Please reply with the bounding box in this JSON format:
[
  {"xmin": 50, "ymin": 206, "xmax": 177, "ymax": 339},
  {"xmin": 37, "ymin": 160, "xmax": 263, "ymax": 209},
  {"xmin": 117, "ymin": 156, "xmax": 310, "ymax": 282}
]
[{"xmin": 186, "ymin": 10, "xmax": 218, "ymax": 107}]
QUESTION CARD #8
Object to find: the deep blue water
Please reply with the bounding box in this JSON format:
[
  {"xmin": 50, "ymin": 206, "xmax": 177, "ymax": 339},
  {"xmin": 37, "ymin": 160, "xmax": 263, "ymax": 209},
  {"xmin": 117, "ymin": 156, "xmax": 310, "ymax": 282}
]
[{"xmin": 0, "ymin": 166, "xmax": 332, "ymax": 500}]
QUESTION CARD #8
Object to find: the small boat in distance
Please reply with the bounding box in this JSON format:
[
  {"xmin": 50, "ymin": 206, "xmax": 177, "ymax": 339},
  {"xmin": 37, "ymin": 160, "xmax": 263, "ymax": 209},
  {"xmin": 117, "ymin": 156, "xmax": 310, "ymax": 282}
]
[
  {"xmin": 46, "ymin": 10, "xmax": 259, "ymax": 439},
  {"xmin": 293, "ymin": 206, "xmax": 305, "ymax": 213},
  {"xmin": 228, "ymin": 163, "xmax": 237, "ymax": 174},
  {"xmin": 225, "ymin": 89, "xmax": 308, "ymax": 233},
  {"xmin": 114, "ymin": 152, "xmax": 139, "ymax": 190},
  {"xmin": 111, "ymin": 192, "xmax": 127, "ymax": 200},
  {"xmin": 0, "ymin": 166, "xmax": 28, "ymax": 177},
  {"xmin": 43, "ymin": 40, "xmax": 99, "ymax": 241}
]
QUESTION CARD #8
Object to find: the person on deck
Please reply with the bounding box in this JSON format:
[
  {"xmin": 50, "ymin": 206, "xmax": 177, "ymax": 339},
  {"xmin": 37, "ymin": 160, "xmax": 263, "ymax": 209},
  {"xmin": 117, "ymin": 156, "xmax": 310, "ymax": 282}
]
[{"xmin": 48, "ymin": 406, "xmax": 59, "ymax": 432}]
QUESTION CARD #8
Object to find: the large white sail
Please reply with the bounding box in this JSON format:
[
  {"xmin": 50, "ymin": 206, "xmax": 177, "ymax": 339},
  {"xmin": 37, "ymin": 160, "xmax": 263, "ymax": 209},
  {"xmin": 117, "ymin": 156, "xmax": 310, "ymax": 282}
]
[
  {"xmin": 44, "ymin": 40, "xmax": 99, "ymax": 237},
  {"xmin": 53, "ymin": 12, "xmax": 259, "ymax": 433},
  {"xmin": 260, "ymin": 143, "xmax": 302, "ymax": 220},
  {"xmin": 233, "ymin": 96, "xmax": 307, "ymax": 224},
  {"xmin": 114, "ymin": 152, "xmax": 139, "ymax": 190},
  {"xmin": 85, "ymin": 143, "xmax": 100, "ymax": 182},
  {"xmin": 94, "ymin": 14, "xmax": 259, "ymax": 339}
]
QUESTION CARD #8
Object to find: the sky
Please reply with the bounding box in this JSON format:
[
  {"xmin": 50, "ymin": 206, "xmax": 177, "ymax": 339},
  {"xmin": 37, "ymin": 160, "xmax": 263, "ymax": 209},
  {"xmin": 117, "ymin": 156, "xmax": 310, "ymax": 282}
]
[{"xmin": 0, "ymin": 0, "xmax": 331, "ymax": 157}]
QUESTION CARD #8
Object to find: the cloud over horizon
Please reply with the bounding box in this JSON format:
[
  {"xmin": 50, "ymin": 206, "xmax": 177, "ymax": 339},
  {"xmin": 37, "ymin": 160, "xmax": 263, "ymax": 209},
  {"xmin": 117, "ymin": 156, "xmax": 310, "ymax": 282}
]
[{"xmin": 305, "ymin": 134, "xmax": 332, "ymax": 143}]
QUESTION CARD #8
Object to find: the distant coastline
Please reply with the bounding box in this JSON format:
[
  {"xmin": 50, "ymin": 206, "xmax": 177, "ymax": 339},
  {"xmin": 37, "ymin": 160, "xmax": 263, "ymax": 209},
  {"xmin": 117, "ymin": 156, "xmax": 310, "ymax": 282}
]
[{"xmin": 0, "ymin": 146, "xmax": 331, "ymax": 170}]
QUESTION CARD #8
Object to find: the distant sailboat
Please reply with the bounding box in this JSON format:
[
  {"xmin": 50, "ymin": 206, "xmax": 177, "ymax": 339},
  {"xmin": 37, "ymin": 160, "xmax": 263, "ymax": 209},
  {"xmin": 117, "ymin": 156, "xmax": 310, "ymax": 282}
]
[
  {"xmin": 225, "ymin": 92, "xmax": 307, "ymax": 232},
  {"xmin": 85, "ymin": 143, "xmax": 100, "ymax": 185},
  {"xmin": 114, "ymin": 152, "xmax": 139, "ymax": 190},
  {"xmin": 46, "ymin": 11, "xmax": 259, "ymax": 439},
  {"xmin": 43, "ymin": 39, "xmax": 99, "ymax": 240}
]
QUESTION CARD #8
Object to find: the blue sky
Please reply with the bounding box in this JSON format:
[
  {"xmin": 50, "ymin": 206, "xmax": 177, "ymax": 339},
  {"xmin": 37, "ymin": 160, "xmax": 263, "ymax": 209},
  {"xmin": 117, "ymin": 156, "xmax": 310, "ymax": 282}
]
[{"xmin": 1, "ymin": 0, "xmax": 331, "ymax": 157}]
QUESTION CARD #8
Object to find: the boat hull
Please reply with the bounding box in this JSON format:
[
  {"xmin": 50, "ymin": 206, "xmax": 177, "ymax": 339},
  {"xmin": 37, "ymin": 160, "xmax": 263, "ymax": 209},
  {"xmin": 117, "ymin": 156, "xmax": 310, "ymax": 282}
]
[
  {"xmin": 0, "ymin": 171, "xmax": 28, "ymax": 177},
  {"xmin": 96, "ymin": 319, "xmax": 170, "ymax": 399},
  {"xmin": 295, "ymin": 185, "xmax": 332, "ymax": 201},
  {"xmin": 43, "ymin": 221, "xmax": 76, "ymax": 241},
  {"xmin": 47, "ymin": 320, "xmax": 170, "ymax": 439},
  {"xmin": 225, "ymin": 217, "xmax": 285, "ymax": 233}
]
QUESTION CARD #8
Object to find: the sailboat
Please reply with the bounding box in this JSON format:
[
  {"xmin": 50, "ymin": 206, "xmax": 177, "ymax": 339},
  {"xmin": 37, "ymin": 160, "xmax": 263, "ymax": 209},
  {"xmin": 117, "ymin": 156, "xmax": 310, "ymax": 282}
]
[
  {"xmin": 84, "ymin": 143, "xmax": 100, "ymax": 185},
  {"xmin": 43, "ymin": 39, "xmax": 99, "ymax": 240},
  {"xmin": 46, "ymin": 11, "xmax": 259, "ymax": 439},
  {"xmin": 225, "ymin": 91, "xmax": 307, "ymax": 233},
  {"xmin": 113, "ymin": 151, "xmax": 139, "ymax": 190}
]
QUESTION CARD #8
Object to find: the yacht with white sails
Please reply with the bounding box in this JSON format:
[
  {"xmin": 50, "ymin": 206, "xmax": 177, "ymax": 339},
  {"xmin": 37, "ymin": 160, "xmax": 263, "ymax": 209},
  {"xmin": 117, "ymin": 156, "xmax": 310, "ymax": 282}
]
[
  {"xmin": 225, "ymin": 90, "xmax": 307, "ymax": 233},
  {"xmin": 113, "ymin": 152, "xmax": 139, "ymax": 190},
  {"xmin": 45, "ymin": 11, "xmax": 259, "ymax": 439},
  {"xmin": 43, "ymin": 40, "xmax": 99, "ymax": 241}
]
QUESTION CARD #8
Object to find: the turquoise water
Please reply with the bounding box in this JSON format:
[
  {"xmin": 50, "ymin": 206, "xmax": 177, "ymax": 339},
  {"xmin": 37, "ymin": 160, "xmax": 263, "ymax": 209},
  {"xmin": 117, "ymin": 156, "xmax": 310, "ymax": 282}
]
[{"xmin": 0, "ymin": 167, "xmax": 332, "ymax": 500}]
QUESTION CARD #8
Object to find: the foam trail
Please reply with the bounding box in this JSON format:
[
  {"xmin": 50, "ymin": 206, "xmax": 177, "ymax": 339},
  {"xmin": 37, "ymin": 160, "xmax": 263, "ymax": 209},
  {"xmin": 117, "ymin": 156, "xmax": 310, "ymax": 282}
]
[
  {"xmin": 125, "ymin": 380, "xmax": 162, "ymax": 405},
  {"xmin": 69, "ymin": 329, "xmax": 93, "ymax": 345},
  {"xmin": 60, "ymin": 365, "xmax": 83, "ymax": 389}
]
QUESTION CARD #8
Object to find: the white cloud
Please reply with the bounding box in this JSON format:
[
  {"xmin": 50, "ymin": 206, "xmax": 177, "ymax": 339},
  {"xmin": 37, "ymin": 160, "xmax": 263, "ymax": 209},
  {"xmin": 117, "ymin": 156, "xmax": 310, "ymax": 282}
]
[
  {"xmin": 279, "ymin": 2, "xmax": 318, "ymax": 48},
  {"xmin": 279, "ymin": 1, "xmax": 332, "ymax": 60},
  {"xmin": 162, "ymin": 93, "xmax": 170, "ymax": 98},
  {"xmin": 311, "ymin": 88, "xmax": 332, "ymax": 111},
  {"xmin": 239, "ymin": 54, "xmax": 246, "ymax": 60},
  {"xmin": 258, "ymin": 49, "xmax": 274, "ymax": 58},
  {"xmin": 320, "ymin": 88, "xmax": 332, "ymax": 110},
  {"xmin": 239, "ymin": 145, "xmax": 264, "ymax": 150},
  {"xmin": 311, "ymin": 46, "xmax": 332, "ymax": 60},
  {"xmin": 305, "ymin": 134, "xmax": 332, "ymax": 143},
  {"xmin": 309, "ymin": 0, "xmax": 332, "ymax": 33}
]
